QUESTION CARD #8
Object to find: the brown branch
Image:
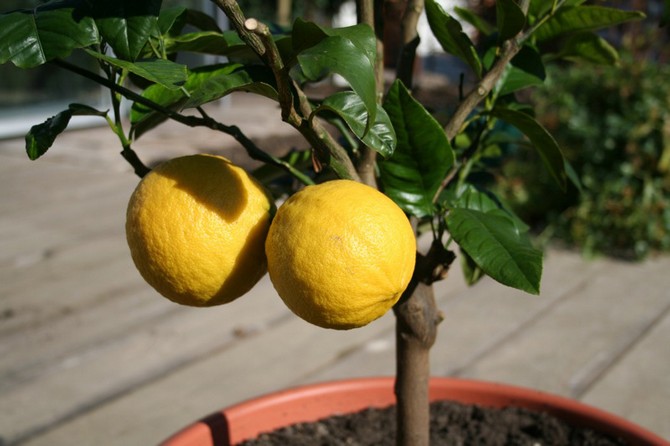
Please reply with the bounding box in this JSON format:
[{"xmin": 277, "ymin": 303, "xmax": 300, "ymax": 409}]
[
  {"xmin": 355, "ymin": 0, "xmax": 384, "ymax": 187},
  {"xmin": 396, "ymin": 0, "xmax": 424, "ymax": 88},
  {"xmin": 212, "ymin": 0, "xmax": 360, "ymax": 181}
]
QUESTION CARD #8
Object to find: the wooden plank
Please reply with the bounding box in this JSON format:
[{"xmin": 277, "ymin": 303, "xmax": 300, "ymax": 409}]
[
  {"xmin": 17, "ymin": 297, "xmax": 401, "ymax": 446},
  {"xmin": 0, "ymin": 276, "xmax": 293, "ymax": 445},
  {"xmin": 304, "ymin": 248, "xmax": 603, "ymax": 384},
  {"xmin": 580, "ymin": 302, "xmax": 670, "ymax": 440},
  {"xmin": 464, "ymin": 257, "xmax": 670, "ymax": 418}
]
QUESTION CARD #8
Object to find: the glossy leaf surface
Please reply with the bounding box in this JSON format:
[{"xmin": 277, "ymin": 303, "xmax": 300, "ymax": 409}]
[
  {"xmin": 535, "ymin": 6, "xmax": 645, "ymax": 42},
  {"xmin": 315, "ymin": 92, "xmax": 396, "ymax": 158},
  {"xmin": 446, "ymin": 208, "xmax": 542, "ymax": 294},
  {"xmin": 425, "ymin": 0, "xmax": 482, "ymax": 77},
  {"xmin": 379, "ymin": 81, "xmax": 454, "ymax": 217}
]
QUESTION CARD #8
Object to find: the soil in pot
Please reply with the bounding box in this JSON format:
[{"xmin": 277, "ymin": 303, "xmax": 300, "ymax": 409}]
[{"xmin": 239, "ymin": 399, "xmax": 629, "ymax": 446}]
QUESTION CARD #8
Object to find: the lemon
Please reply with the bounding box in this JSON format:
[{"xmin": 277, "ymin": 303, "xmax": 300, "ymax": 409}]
[
  {"xmin": 265, "ymin": 179, "xmax": 416, "ymax": 329},
  {"xmin": 125, "ymin": 154, "xmax": 274, "ymax": 307}
]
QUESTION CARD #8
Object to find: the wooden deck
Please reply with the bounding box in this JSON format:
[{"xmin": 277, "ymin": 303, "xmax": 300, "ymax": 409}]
[{"xmin": 1, "ymin": 94, "xmax": 669, "ymax": 445}]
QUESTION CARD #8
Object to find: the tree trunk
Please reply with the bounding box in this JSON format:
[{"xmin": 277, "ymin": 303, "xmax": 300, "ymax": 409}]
[{"xmin": 394, "ymin": 281, "xmax": 440, "ymax": 446}]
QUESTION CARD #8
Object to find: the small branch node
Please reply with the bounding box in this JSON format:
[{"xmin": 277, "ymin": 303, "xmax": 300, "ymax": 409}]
[{"xmin": 244, "ymin": 18, "xmax": 259, "ymax": 31}]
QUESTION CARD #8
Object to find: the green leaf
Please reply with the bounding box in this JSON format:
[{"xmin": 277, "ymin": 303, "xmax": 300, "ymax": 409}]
[
  {"xmin": 425, "ymin": 0, "xmax": 482, "ymax": 78},
  {"xmin": 182, "ymin": 65, "xmax": 278, "ymax": 107},
  {"xmin": 131, "ymin": 63, "xmax": 277, "ymax": 138},
  {"xmin": 453, "ymin": 6, "xmax": 494, "ymax": 36},
  {"xmin": 496, "ymin": 0, "xmax": 526, "ymax": 42},
  {"xmin": 491, "ymin": 107, "xmax": 567, "ymax": 190},
  {"xmin": 158, "ymin": 6, "xmax": 222, "ymax": 35},
  {"xmin": 91, "ymin": 0, "xmax": 161, "ymax": 61},
  {"xmin": 0, "ymin": 4, "xmax": 100, "ymax": 68},
  {"xmin": 558, "ymin": 32, "xmax": 619, "ymax": 65},
  {"xmin": 25, "ymin": 103, "xmax": 107, "ymax": 160},
  {"xmin": 446, "ymin": 208, "xmax": 542, "ymax": 294},
  {"xmin": 443, "ymin": 184, "xmax": 530, "ymax": 233},
  {"xmin": 314, "ymin": 91, "xmax": 396, "ymax": 158},
  {"xmin": 86, "ymin": 50, "xmax": 187, "ymax": 89},
  {"xmin": 296, "ymin": 35, "xmax": 377, "ymax": 131},
  {"xmin": 495, "ymin": 45, "xmax": 545, "ymax": 96},
  {"xmin": 292, "ymin": 19, "xmax": 376, "ymax": 67},
  {"xmin": 534, "ymin": 6, "xmax": 645, "ymax": 42},
  {"xmin": 460, "ymin": 248, "xmax": 485, "ymax": 286},
  {"xmin": 163, "ymin": 31, "xmax": 245, "ymax": 56},
  {"xmin": 379, "ymin": 80, "xmax": 455, "ymax": 217}
]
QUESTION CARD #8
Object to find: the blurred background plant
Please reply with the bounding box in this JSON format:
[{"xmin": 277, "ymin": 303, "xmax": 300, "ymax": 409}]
[{"xmin": 493, "ymin": 0, "xmax": 670, "ymax": 260}]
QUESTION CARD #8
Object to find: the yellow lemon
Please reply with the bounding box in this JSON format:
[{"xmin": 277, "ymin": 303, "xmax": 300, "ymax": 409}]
[
  {"xmin": 125, "ymin": 154, "xmax": 274, "ymax": 307},
  {"xmin": 265, "ymin": 179, "xmax": 416, "ymax": 329}
]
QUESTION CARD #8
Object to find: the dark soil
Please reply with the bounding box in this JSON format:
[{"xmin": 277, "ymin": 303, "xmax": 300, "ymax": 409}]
[{"xmin": 238, "ymin": 400, "xmax": 629, "ymax": 446}]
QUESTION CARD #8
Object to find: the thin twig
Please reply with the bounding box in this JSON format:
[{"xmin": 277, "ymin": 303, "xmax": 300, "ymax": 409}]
[
  {"xmin": 212, "ymin": 0, "xmax": 361, "ymax": 181},
  {"xmin": 51, "ymin": 58, "xmax": 313, "ymax": 183},
  {"xmin": 355, "ymin": 0, "xmax": 382, "ymax": 187}
]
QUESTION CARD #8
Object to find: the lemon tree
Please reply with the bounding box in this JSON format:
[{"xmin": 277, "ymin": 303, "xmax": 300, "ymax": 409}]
[
  {"xmin": 0, "ymin": 0, "xmax": 645, "ymax": 444},
  {"xmin": 126, "ymin": 154, "xmax": 274, "ymax": 307}
]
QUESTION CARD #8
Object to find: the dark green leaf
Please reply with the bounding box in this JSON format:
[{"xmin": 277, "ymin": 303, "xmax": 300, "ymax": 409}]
[
  {"xmin": 67, "ymin": 103, "xmax": 109, "ymax": 117},
  {"xmin": 491, "ymin": 107, "xmax": 567, "ymax": 190},
  {"xmin": 425, "ymin": 0, "xmax": 482, "ymax": 78},
  {"xmin": 131, "ymin": 63, "xmax": 277, "ymax": 138},
  {"xmin": 86, "ymin": 50, "xmax": 187, "ymax": 89},
  {"xmin": 315, "ymin": 91, "xmax": 396, "ymax": 158},
  {"xmin": 443, "ymin": 184, "xmax": 530, "ymax": 233},
  {"xmin": 183, "ymin": 65, "xmax": 278, "ymax": 107},
  {"xmin": 496, "ymin": 0, "xmax": 526, "ymax": 42},
  {"xmin": 534, "ymin": 6, "xmax": 645, "ymax": 42},
  {"xmin": 379, "ymin": 80, "xmax": 454, "ymax": 217},
  {"xmin": 0, "ymin": 5, "xmax": 99, "ymax": 68},
  {"xmin": 558, "ymin": 32, "xmax": 619, "ymax": 65},
  {"xmin": 495, "ymin": 45, "xmax": 545, "ymax": 96},
  {"xmin": 453, "ymin": 6, "xmax": 494, "ymax": 36},
  {"xmin": 292, "ymin": 20, "xmax": 376, "ymax": 67},
  {"xmin": 662, "ymin": 0, "xmax": 670, "ymax": 27},
  {"xmin": 25, "ymin": 103, "xmax": 107, "ymax": 160},
  {"xmin": 446, "ymin": 208, "xmax": 542, "ymax": 294},
  {"xmin": 297, "ymin": 35, "xmax": 377, "ymax": 131},
  {"xmin": 460, "ymin": 248, "xmax": 485, "ymax": 286},
  {"xmin": 91, "ymin": 1, "xmax": 161, "ymax": 61},
  {"xmin": 163, "ymin": 31, "xmax": 262, "ymax": 58},
  {"xmin": 158, "ymin": 6, "xmax": 222, "ymax": 35},
  {"xmin": 528, "ymin": 0, "xmax": 587, "ymax": 22}
]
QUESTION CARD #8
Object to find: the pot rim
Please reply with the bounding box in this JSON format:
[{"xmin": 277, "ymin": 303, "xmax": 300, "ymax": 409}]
[{"xmin": 161, "ymin": 376, "xmax": 669, "ymax": 446}]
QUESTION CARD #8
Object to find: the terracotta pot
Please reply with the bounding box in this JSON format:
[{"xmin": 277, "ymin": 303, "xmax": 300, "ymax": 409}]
[{"xmin": 160, "ymin": 377, "xmax": 668, "ymax": 446}]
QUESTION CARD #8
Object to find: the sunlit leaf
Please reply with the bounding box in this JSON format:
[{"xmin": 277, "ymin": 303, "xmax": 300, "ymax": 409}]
[
  {"xmin": 535, "ymin": 6, "xmax": 645, "ymax": 42},
  {"xmin": 131, "ymin": 63, "xmax": 277, "ymax": 138},
  {"xmin": 447, "ymin": 208, "xmax": 542, "ymax": 294},
  {"xmin": 296, "ymin": 35, "xmax": 377, "ymax": 131},
  {"xmin": 425, "ymin": 0, "xmax": 482, "ymax": 78},
  {"xmin": 315, "ymin": 91, "xmax": 396, "ymax": 158},
  {"xmin": 0, "ymin": 4, "xmax": 99, "ymax": 68},
  {"xmin": 379, "ymin": 80, "xmax": 454, "ymax": 217},
  {"xmin": 86, "ymin": 50, "xmax": 187, "ymax": 89}
]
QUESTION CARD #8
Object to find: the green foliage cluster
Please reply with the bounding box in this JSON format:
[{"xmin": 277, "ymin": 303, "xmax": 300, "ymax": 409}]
[
  {"xmin": 0, "ymin": 0, "xmax": 647, "ymax": 294},
  {"xmin": 497, "ymin": 54, "xmax": 670, "ymax": 259}
]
